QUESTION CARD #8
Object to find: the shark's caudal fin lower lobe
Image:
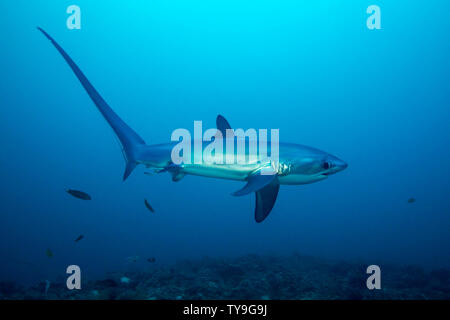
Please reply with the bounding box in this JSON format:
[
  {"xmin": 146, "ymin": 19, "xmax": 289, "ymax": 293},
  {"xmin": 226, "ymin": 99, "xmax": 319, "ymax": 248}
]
[{"xmin": 37, "ymin": 27, "xmax": 145, "ymax": 180}]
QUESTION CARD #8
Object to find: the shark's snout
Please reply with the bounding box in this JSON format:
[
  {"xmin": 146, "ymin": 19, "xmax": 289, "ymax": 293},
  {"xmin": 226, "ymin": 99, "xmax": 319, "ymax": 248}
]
[
  {"xmin": 335, "ymin": 159, "xmax": 348, "ymax": 172},
  {"xmin": 323, "ymin": 156, "xmax": 347, "ymax": 176}
]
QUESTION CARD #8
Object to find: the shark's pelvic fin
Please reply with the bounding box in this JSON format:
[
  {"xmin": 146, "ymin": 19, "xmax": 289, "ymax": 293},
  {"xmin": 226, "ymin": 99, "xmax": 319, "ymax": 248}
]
[
  {"xmin": 37, "ymin": 27, "xmax": 145, "ymax": 181},
  {"xmin": 255, "ymin": 179, "xmax": 280, "ymax": 223},
  {"xmin": 232, "ymin": 171, "xmax": 277, "ymax": 196},
  {"xmin": 157, "ymin": 163, "xmax": 185, "ymax": 182}
]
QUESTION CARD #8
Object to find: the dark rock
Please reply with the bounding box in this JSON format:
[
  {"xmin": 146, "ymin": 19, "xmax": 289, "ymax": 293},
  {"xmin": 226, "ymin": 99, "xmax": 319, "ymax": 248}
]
[
  {"xmin": 95, "ymin": 279, "xmax": 118, "ymax": 288},
  {"xmin": 0, "ymin": 281, "xmax": 23, "ymax": 296},
  {"xmin": 3, "ymin": 254, "xmax": 449, "ymax": 300}
]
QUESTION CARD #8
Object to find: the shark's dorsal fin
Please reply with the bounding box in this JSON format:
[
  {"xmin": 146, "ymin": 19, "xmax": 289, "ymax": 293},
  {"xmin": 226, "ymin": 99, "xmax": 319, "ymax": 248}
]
[
  {"xmin": 216, "ymin": 115, "xmax": 234, "ymax": 139},
  {"xmin": 255, "ymin": 180, "xmax": 280, "ymax": 223}
]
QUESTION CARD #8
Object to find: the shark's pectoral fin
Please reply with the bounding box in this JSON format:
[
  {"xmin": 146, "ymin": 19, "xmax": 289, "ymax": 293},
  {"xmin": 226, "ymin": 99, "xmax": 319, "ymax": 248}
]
[
  {"xmin": 232, "ymin": 172, "xmax": 277, "ymax": 196},
  {"xmin": 232, "ymin": 170, "xmax": 279, "ymax": 222},
  {"xmin": 255, "ymin": 180, "xmax": 280, "ymax": 223}
]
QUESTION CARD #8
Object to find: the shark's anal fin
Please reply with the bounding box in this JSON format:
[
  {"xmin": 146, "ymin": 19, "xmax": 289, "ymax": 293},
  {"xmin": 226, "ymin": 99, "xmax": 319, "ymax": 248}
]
[
  {"xmin": 232, "ymin": 171, "xmax": 277, "ymax": 197},
  {"xmin": 255, "ymin": 180, "xmax": 280, "ymax": 223},
  {"xmin": 171, "ymin": 172, "xmax": 185, "ymax": 182}
]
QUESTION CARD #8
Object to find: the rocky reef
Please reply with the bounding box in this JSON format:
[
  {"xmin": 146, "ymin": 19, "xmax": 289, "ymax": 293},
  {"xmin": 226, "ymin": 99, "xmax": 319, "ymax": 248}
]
[{"xmin": 1, "ymin": 254, "xmax": 449, "ymax": 300}]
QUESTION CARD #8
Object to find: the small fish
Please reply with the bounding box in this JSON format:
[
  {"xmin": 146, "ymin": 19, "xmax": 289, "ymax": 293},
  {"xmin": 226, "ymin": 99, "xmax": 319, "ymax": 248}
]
[
  {"xmin": 126, "ymin": 256, "xmax": 140, "ymax": 263},
  {"xmin": 144, "ymin": 199, "xmax": 155, "ymax": 213},
  {"xmin": 45, "ymin": 249, "xmax": 53, "ymax": 258},
  {"xmin": 408, "ymin": 198, "xmax": 416, "ymax": 203},
  {"xmin": 147, "ymin": 257, "xmax": 156, "ymax": 263},
  {"xmin": 74, "ymin": 235, "xmax": 84, "ymax": 242},
  {"xmin": 66, "ymin": 189, "xmax": 92, "ymax": 200}
]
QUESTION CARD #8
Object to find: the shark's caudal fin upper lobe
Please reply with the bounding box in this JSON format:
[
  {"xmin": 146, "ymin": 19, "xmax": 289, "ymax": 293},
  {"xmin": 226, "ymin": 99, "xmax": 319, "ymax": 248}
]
[{"xmin": 37, "ymin": 27, "xmax": 145, "ymax": 180}]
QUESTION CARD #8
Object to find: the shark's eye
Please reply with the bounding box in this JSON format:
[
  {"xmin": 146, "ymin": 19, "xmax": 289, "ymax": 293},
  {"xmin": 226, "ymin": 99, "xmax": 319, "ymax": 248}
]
[{"xmin": 323, "ymin": 161, "xmax": 331, "ymax": 170}]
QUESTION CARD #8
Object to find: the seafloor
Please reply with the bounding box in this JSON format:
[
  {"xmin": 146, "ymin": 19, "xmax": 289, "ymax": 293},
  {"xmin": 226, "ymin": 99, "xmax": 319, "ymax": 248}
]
[{"xmin": 1, "ymin": 254, "xmax": 449, "ymax": 300}]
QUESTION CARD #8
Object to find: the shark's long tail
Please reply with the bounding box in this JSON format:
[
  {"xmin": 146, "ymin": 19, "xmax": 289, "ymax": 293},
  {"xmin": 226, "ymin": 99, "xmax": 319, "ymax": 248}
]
[{"xmin": 37, "ymin": 27, "xmax": 145, "ymax": 180}]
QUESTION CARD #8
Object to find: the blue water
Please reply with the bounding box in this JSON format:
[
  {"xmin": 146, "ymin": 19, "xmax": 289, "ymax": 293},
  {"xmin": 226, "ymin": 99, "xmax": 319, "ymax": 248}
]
[{"xmin": 0, "ymin": 0, "xmax": 449, "ymax": 285}]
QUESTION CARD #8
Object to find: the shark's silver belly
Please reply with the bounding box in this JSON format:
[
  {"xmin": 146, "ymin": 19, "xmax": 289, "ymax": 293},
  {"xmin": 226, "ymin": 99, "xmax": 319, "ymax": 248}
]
[
  {"xmin": 140, "ymin": 141, "xmax": 265, "ymax": 181},
  {"xmin": 181, "ymin": 163, "xmax": 259, "ymax": 181}
]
